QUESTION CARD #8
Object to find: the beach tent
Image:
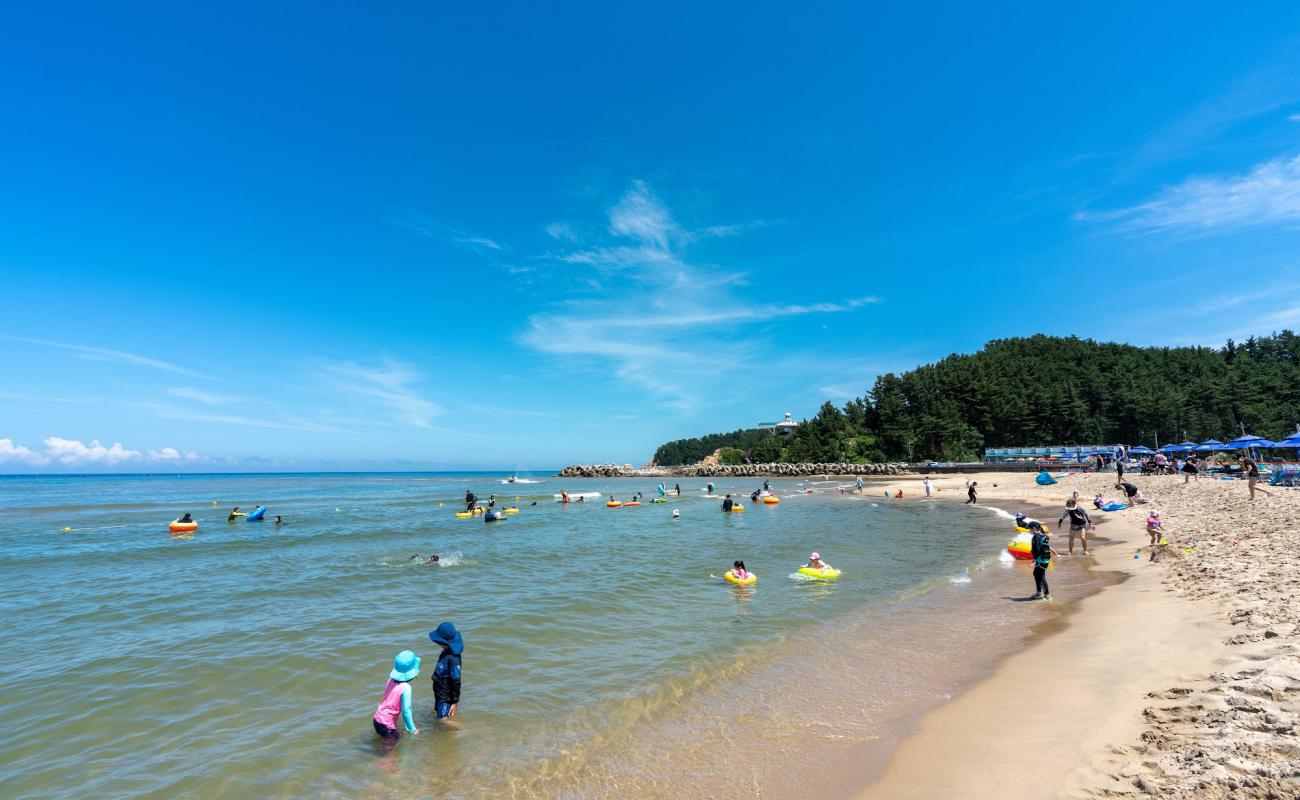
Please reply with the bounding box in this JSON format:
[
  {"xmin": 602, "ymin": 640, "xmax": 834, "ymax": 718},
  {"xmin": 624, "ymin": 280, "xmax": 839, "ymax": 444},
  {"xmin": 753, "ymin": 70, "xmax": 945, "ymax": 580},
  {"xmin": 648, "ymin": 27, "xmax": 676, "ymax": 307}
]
[{"xmin": 1035, "ymin": 469, "xmax": 1057, "ymax": 485}]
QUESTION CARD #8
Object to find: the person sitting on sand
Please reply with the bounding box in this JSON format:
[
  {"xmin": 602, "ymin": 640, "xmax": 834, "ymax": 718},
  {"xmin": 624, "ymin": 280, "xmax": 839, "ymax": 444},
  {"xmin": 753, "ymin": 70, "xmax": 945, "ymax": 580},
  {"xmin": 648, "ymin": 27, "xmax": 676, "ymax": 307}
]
[
  {"xmin": 1115, "ymin": 482, "xmax": 1146, "ymax": 506},
  {"xmin": 1057, "ymin": 498, "xmax": 1095, "ymax": 556},
  {"xmin": 1092, "ymin": 493, "xmax": 1105, "ymax": 509},
  {"xmin": 1145, "ymin": 511, "xmax": 1164, "ymax": 547},
  {"xmin": 722, "ymin": 495, "xmax": 734, "ymax": 512},
  {"xmin": 806, "ymin": 552, "xmax": 834, "ymax": 571},
  {"xmin": 729, "ymin": 559, "xmax": 749, "ymax": 580}
]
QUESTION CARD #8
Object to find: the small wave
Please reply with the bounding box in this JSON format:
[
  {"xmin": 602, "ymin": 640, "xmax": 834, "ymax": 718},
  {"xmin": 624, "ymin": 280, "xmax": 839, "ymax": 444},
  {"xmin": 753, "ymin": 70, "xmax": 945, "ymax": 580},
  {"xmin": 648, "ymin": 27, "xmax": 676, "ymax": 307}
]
[
  {"xmin": 502, "ymin": 478, "xmax": 544, "ymax": 484},
  {"xmin": 981, "ymin": 505, "xmax": 1016, "ymax": 520},
  {"xmin": 997, "ymin": 551, "xmax": 1014, "ymax": 563},
  {"xmin": 947, "ymin": 575, "xmax": 972, "ymax": 584}
]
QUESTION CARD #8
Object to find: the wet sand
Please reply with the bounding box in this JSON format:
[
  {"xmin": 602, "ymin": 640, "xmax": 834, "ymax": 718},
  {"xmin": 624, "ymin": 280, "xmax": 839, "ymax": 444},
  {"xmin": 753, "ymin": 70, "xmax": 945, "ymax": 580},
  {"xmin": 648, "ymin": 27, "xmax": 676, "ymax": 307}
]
[{"xmin": 853, "ymin": 471, "xmax": 1300, "ymax": 799}]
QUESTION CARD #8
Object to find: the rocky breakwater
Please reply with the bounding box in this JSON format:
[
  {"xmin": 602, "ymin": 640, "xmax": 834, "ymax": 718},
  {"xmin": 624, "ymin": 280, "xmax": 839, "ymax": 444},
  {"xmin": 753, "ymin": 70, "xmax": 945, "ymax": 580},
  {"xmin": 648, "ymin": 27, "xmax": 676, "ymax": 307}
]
[{"xmin": 557, "ymin": 462, "xmax": 905, "ymax": 478}]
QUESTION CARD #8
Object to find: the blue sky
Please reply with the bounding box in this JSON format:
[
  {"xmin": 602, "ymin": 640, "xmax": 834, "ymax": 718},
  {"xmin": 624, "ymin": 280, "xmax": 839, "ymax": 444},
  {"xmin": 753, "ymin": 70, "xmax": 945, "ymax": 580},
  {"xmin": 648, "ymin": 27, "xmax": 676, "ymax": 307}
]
[{"xmin": 5, "ymin": 2, "xmax": 1300, "ymax": 471}]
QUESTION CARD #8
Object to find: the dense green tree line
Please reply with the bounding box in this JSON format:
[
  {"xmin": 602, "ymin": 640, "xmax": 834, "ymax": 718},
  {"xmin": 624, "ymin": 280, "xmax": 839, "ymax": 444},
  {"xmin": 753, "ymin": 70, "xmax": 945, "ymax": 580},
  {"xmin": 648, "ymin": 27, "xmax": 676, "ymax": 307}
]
[{"xmin": 652, "ymin": 333, "xmax": 1300, "ymax": 464}]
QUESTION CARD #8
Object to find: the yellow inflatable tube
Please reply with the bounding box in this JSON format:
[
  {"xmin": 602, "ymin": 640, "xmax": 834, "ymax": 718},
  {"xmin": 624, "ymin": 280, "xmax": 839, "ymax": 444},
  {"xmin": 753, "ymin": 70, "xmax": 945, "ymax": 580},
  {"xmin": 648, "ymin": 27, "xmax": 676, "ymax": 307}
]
[
  {"xmin": 762, "ymin": 496, "xmax": 779, "ymax": 505},
  {"xmin": 607, "ymin": 501, "xmax": 622, "ymax": 507},
  {"xmin": 504, "ymin": 508, "xmax": 520, "ymax": 514},
  {"xmin": 455, "ymin": 511, "xmax": 473, "ymax": 519},
  {"xmin": 797, "ymin": 566, "xmax": 840, "ymax": 579},
  {"xmin": 724, "ymin": 569, "xmax": 757, "ymax": 585}
]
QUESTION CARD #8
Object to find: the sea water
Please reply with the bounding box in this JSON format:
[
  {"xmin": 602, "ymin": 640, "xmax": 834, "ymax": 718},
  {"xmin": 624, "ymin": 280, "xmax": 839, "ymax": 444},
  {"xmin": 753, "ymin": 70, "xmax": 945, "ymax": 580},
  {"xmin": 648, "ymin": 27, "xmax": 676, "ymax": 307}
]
[{"xmin": 0, "ymin": 473, "xmax": 1092, "ymax": 799}]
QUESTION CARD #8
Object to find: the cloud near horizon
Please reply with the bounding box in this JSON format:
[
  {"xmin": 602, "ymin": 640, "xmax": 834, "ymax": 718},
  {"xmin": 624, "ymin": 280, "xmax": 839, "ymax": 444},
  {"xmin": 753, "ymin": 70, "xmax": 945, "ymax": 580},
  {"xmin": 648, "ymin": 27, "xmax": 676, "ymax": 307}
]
[
  {"xmin": 316, "ymin": 357, "xmax": 443, "ymax": 429},
  {"xmin": 0, "ymin": 436, "xmax": 201, "ymax": 467}
]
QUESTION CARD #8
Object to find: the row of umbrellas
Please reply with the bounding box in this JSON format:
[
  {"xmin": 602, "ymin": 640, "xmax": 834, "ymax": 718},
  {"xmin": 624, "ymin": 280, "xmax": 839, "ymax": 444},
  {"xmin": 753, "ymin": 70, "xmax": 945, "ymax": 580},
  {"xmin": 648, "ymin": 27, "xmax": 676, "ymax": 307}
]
[{"xmin": 1142, "ymin": 433, "xmax": 1300, "ymax": 454}]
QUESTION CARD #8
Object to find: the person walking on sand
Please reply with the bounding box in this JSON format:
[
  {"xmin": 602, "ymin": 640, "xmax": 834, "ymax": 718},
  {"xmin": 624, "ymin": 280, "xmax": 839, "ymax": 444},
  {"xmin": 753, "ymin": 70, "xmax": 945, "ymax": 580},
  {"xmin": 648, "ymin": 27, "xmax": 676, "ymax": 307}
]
[
  {"xmin": 1057, "ymin": 498, "xmax": 1095, "ymax": 556},
  {"xmin": 965, "ymin": 481, "xmax": 978, "ymax": 504},
  {"xmin": 1030, "ymin": 528, "xmax": 1059, "ymax": 601},
  {"xmin": 1181, "ymin": 454, "xmax": 1199, "ymax": 484},
  {"xmin": 428, "ymin": 622, "xmax": 463, "ymax": 724},
  {"xmin": 923, "ymin": 477, "xmax": 932, "ymax": 497},
  {"xmin": 373, "ymin": 650, "xmax": 420, "ymax": 746},
  {"xmin": 1116, "ymin": 457, "xmax": 1125, "ymax": 482},
  {"xmin": 1239, "ymin": 455, "xmax": 1271, "ymax": 501}
]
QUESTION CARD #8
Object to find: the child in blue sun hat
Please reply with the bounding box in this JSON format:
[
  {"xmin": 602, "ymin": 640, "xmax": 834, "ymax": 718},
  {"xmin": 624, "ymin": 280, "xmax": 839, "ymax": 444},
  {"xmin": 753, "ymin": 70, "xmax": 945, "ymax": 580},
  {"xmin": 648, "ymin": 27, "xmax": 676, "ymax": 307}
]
[{"xmin": 429, "ymin": 621, "xmax": 463, "ymax": 722}]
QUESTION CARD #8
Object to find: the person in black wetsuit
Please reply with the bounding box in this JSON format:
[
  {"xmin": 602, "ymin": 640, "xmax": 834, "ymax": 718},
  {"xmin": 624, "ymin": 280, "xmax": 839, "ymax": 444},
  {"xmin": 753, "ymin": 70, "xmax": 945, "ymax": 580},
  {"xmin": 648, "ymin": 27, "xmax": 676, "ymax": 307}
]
[
  {"xmin": 965, "ymin": 482, "xmax": 978, "ymax": 504},
  {"xmin": 1030, "ymin": 529, "xmax": 1058, "ymax": 600},
  {"xmin": 465, "ymin": 491, "xmax": 476, "ymax": 512},
  {"xmin": 674, "ymin": 483, "xmax": 681, "ymax": 496},
  {"xmin": 721, "ymin": 495, "xmax": 734, "ymax": 512},
  {"xmin": 178, "ymin": 512, "xmax": 193, "ymax": 523},
  {"xmin": 750, "ymin": 489, "xmax": 760, "ymax": 503}
]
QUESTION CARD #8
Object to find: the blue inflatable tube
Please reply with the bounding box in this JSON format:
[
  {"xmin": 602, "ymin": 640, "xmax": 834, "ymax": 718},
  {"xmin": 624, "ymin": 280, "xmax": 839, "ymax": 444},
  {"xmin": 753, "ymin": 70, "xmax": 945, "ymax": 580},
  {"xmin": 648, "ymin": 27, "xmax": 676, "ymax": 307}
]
[
  {"xmin": 247, "ymin": 505, "xmax": 267, "ymax": 521},
  {"xmin": 1100, "ymin": 502, "xmax": 1127, "ymax": 512}
]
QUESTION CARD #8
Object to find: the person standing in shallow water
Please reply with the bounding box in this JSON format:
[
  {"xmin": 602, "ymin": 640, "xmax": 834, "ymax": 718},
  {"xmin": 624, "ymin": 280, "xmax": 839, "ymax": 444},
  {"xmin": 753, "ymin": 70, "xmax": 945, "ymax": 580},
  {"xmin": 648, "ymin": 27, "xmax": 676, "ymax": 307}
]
[
  {"xmin": 965, "ymin": 482, "xmax": 977, "ymax": 504},
  {"xmin": 429, "ymin": 622, "xmax": 463, "ymax": 725}
]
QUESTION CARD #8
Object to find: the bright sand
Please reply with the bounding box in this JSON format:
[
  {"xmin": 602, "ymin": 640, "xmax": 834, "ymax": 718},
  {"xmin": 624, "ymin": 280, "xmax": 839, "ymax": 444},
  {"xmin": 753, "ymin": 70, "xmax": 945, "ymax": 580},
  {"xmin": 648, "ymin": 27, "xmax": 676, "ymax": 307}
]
[{"xmin": 854, "ymin": 471, "xmax": 1300, "ymax": 799}]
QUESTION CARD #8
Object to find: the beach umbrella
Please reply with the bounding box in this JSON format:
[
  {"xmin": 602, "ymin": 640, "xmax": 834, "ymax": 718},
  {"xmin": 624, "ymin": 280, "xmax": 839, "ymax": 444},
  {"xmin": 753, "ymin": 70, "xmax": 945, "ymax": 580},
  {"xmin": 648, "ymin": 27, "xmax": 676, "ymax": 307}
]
[
  {"xmin": 1129, "ymin": 445, "xmax": 1154, "ymax": 455},
  {"xmin": 1227, "ymin": 437, "xmax": 1276, "ymax": 449},
  {"xmin": 1176, "ymin": 441, "xmax": 1199, "ymax": 451},
  {"xmin": 1194, "ymin": 439, "xmax": 1224, "ymax": 452},
  {"xmin": 1158, "ymin": 444, "xmax": 1181, "ymax": 453}
]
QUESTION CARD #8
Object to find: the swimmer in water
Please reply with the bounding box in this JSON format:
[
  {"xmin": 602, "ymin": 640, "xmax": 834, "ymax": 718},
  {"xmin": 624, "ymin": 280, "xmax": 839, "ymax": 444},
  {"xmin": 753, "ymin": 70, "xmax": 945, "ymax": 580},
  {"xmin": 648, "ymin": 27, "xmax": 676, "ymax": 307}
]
[
  {"xmin": 228, "ymin": 506, "xmax": 245, "ymax": 521},
  {"xmin": 728, "ymin": 559, "xmax": 749, "ymax": 580},
  {"xmin": 806, "ymin": 551, "xmax": 834, "ymax": 571},
  {"xmin": 273, "ymin": 515, "xmax": 283, "ymax": 526},
  {"xmin": 427, "ymin": 555, "xmax": 440, "ymax": 564}
]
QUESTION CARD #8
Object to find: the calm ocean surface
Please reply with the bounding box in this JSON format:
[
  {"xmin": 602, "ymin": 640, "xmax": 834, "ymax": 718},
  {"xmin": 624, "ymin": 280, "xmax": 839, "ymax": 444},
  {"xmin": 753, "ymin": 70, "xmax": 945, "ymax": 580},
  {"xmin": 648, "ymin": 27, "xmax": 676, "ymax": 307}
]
[{"xmin": 0, "ymin": 472, "xmax": 1072, "ymax": 799}]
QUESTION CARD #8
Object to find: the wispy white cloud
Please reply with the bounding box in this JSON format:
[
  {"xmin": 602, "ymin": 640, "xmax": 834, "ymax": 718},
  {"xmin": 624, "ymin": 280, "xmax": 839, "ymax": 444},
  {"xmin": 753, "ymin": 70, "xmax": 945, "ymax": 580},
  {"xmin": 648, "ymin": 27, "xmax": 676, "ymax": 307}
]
[
  {"xmin": 167, "ymin": 386, "xmax": 245, "ymax": 405},
  {"xmin": 0, "ymin": 436, "xmax": 203, "ymax": 467},
  {"xmin": 545, "ymin": 222, "xmax": 579, "ymax": 242},
  {"xmin": 4, "ymin": 336, "xmax": 213, "ymax": 379},
  {"xmin": 466, "ymin": 404, "xmax": 555, "ymax": 418},
  {"xmin": 139, "ymin": 402, "xmax": 345, "ymax": 433},
  {"xmin": 391, "ymin": 212, "xmax": 506, "ymax": 254},
  {"xmin": 317, "ymin": 358, "xmax": 443, "ymax": 428},
  {"xmin": 1082, "ymin": 153, "xmax": 1300, "ymax": 234},
  {"xmin": 520, "ymin": 181, "xmax": 880, "ymax": 410}
]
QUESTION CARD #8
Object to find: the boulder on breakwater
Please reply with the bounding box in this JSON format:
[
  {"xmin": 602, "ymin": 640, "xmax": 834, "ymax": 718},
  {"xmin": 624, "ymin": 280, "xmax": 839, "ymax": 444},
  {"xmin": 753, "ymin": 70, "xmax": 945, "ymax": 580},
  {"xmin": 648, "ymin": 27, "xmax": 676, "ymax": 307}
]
[{"xmin": 556, "ymin": 462, "xmax": 905, "ymax": 478}]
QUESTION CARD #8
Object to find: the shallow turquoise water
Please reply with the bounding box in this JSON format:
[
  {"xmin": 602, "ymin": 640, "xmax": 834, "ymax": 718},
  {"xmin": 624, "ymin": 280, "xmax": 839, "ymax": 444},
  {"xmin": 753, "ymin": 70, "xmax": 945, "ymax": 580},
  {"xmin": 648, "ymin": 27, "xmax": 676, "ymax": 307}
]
[{"xmin": 0, "ymin": 473, "xmax": 1031, "ymax": 798}]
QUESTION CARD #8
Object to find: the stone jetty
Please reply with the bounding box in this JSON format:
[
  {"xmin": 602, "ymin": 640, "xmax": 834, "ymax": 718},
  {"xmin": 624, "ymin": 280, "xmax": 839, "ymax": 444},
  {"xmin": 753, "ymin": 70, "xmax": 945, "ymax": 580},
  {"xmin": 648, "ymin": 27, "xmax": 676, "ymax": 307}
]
[{"xmin": 557, "ymin": 462, "xmax": 905, "ymax": 478}]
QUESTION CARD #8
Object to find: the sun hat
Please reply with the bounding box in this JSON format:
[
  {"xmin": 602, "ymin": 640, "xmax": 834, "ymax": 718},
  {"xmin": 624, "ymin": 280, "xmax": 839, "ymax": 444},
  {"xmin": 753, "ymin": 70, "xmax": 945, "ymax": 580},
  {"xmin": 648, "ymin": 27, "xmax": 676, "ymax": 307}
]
[
  {"xmin": 1151, "ymin": 510, "xmax": 1160, "ymax": 517},
  {"xmin": 809, "ymin": 552, "xmax": 820, "ymax": 560},
  {"xmin": 390, "ymin": 650, "xmax": 421, "ymax": 682},
  {"xmin": 429, "ymin": 621, "xmax": 464, "ymax": 655}
]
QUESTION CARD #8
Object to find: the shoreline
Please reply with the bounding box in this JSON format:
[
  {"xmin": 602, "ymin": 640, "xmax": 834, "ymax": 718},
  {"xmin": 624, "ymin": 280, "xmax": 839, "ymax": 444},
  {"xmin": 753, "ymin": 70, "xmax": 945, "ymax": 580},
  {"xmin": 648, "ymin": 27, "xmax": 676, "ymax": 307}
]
[{"xmin": 848, "ymin": 471, "xmax": 1298, "ymax": 799}]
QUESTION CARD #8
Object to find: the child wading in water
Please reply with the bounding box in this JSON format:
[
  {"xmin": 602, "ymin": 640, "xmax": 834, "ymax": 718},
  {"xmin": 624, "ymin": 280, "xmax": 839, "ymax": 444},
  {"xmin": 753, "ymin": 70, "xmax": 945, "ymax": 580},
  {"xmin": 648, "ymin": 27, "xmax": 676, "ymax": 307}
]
[
  {"xmin": 429, "ymin": 621, "xmax": 463, "ymax": 724},
  {"xmin": 1031, "ymin": 528, "xmax": 1059, "ymax": 601},
  {"xmin": 373, "ymin": 650, "xmax": 420, "ymax": 746}
]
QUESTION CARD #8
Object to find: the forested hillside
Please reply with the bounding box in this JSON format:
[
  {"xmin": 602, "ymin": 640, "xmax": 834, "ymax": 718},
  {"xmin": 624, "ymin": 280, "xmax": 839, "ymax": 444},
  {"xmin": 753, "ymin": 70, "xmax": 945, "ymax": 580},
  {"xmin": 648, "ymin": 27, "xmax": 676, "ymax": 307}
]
[{"xmin": 651, "ymin": 333, "xmax": 1300, "ymax": 465}]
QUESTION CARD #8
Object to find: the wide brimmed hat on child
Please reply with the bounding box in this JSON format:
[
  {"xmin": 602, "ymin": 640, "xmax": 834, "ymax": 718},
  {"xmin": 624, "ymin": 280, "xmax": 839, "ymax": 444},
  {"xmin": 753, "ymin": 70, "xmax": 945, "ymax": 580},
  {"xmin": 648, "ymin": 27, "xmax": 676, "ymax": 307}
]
[
  {"xmin": 429, "ymin": 621, "xmax": 464, "ymax": 655},
  {"xmin": 390, "ymin": 650, "xmax": 421, "ymax": 682}
]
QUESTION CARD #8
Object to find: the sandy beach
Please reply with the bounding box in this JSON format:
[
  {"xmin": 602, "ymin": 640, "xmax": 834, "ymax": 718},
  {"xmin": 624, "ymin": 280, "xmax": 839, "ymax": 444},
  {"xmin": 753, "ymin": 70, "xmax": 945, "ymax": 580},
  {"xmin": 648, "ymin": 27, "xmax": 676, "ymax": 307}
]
[{"xmin": 854, "ymin": 470, "xmax": 1300, "ymax": 799}]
